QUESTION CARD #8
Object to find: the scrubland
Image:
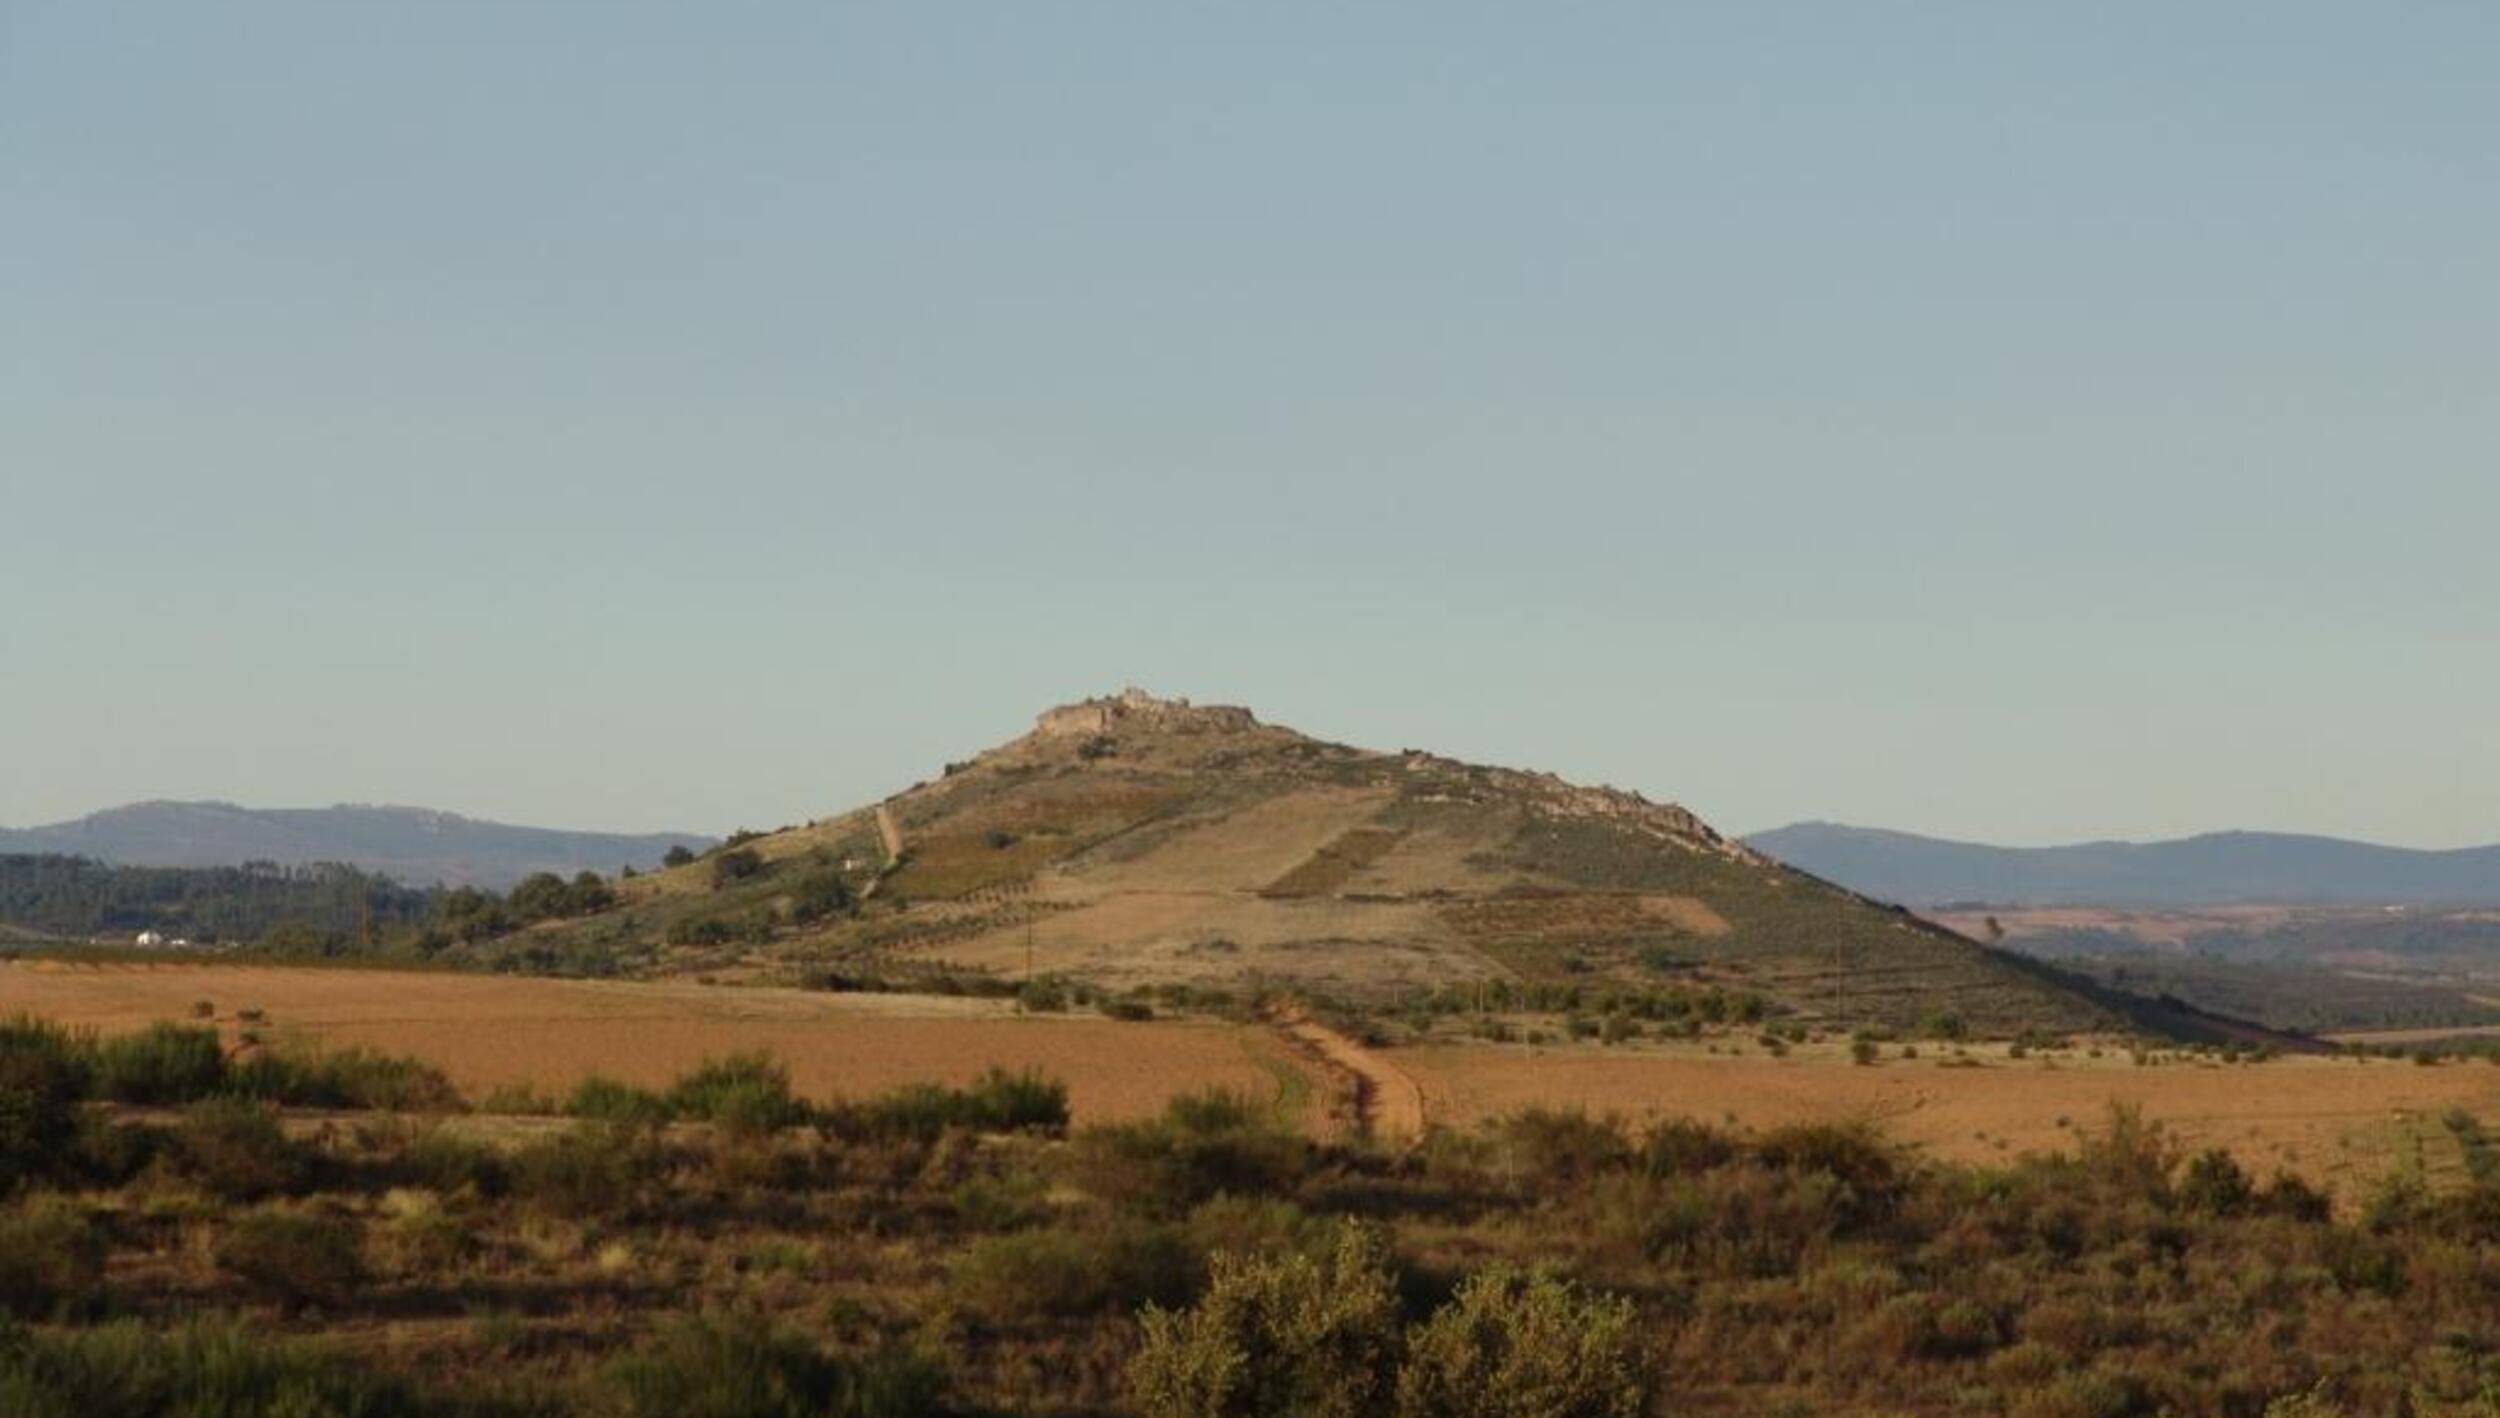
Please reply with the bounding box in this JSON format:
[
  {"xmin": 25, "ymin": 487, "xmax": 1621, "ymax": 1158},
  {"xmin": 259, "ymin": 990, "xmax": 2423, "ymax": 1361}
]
[{"xmin": 11, "ymin": 992, "xmax": 2500, "ymax": 1416}]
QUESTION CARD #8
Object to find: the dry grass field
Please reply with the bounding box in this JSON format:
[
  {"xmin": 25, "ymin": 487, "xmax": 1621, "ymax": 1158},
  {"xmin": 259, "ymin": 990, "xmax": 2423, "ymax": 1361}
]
[
  {"xmin": 1403, "ymin": 1035, "xmax": 2500, "ymax": 1194},
  {"xmin": 0, "ymin": 961, "xmax": 1319, "ymax": 1128}
]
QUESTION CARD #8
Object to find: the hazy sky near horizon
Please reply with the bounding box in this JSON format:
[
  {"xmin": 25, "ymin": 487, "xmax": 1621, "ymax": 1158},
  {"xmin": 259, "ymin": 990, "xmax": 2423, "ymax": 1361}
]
[{"xmin": 4, "ymin": 4, "xmax": 2495, "ymax": 848}]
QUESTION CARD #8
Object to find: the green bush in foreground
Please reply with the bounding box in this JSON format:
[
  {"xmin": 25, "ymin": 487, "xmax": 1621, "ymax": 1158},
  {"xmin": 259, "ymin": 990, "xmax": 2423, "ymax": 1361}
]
[
  {"xmin": 1131, "ymin": 1223, "xmax": 1403, "ymax": 1418},
  {"xmin": 1394, "ymin": 1267, "xmax": 1642, "ymax": 1418}
]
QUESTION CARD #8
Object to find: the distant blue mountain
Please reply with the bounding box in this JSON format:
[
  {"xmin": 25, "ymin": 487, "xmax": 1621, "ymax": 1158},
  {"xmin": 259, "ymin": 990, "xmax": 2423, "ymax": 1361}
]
[
  {"xmin": 0, "ymin": 800, "xmax": 713, "ymax": 890},
  {"xmin": 1746, "ymin": 822, "xmax": 2500, "ymax": 908}
]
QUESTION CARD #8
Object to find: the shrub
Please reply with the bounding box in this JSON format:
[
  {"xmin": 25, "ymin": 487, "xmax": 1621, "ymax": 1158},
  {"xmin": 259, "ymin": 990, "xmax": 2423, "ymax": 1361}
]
[
  {"xmin": 1077, "ymin": 1090, "xmax": 1309, "ymax": 1216},
  {"xmin": 786, "ymin": 871, "xmax": 854, "ymax": 925},
  {"xmin": 376, "ymin": 1189, "xmax": 474, "ymax": 1276},
  {"xmin": 0, "ymin": 1193, "xmax": 105, "ymax": 1317},
  {"xmin": 1490, "ymin": 1109, "xmax": 1628, "ymax": 1189},
  {"xmin": 602, "ymin": 1312, "xmax": 946, "ymax": 1418},
  {"xmin": 832, "ymin": 1069, "xmax": 1069, "ymax": 1143},
  {"xmin": 231, "ymin": 1045, "xmax": 461, "ymax": 1113},
  {"xmin": 668, "ymin": 1054, "xmax": 810, "ymax": 1135},
  {"xmin": 2177, "ymin": 1148, "xmax": 2255, "ymax": 1216},
  {"xmin": 509, "ymin": 1122, "xmax": 668, "ymax": 1218},
  {"xmin": 1103, "ymin": 999, "xmax": 1156, "ymax": 1022},
  {"xmin": 569, "ymin": 1075, "xmax": 675, "ymax": 1127},
  {"xmin": 1637, "ymin": 1117, "xmax": 1738, "ymax": 1177},
  {"xmin": 172, "ymin": 1098, "xmax": 305, "ymax": 1200},
  {"xmin": 213, "ymin": 1207, "xmax": 365, "ymax": 1308},
  {"xmin": 2077, "ymin": 1103, "xmax": 2179, "ymax": 1204},
  {"xmin": 712, "ymin": 849, "xmax": 766, "ymax": 888},
  {"xmin": 1756, "ymin": 1121, "xmax": 1898, "ymax": 1198},
  {"xmin": 668, "ymin": 916, "xmax": 737, "ymax": 947},
  {"xmin": 951, "ymin": 1221, "xmax": 1196, "ymax": 1324},
  {"xmin": 1395, "ymin": 1266, "xmax": 1644, "ymax": 1418},
  {"xmin": 1130, "ymin": 1222, "xmax": 1403, "ymax": 1418},
  {"xmin": 0, "ymin": 1016, "xmax": 90, "ymax": 1191},
  {"xmin": 92, "ymin": 1022, "xmax": 226, "ymax": 1105},
  {"xmin": 967, "ymin": 1068, "xmax": 1071, "ymax": 1133},
  {"xmin": 0, "ymin": 1317, "xmax": 426, "ymax": 1417},
  {"xmin": 1017, "ymin": 977, "xmax": 1070, "ymax": 1013},
  {"xmin": 2258, "ymin": 1169, "xmax": 2333, "ymax": 1223},
  {"xmin": 398, "ymin": 1128, "xmax": 509, "ymax": 1197},
  {"xmin": 1185, "ymin": 1195, "xmax": 1319, "ymax": 1262},
  {"xmin": 663, "ymin": 844, "xmax": 697, "ymax": 868}
]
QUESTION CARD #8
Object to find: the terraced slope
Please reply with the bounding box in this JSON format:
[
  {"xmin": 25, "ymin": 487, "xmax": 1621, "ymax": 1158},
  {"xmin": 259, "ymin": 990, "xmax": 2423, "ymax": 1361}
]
[{"xmin": 509, "ymin": 690, "xmax": 2168, "ymax": 1036}]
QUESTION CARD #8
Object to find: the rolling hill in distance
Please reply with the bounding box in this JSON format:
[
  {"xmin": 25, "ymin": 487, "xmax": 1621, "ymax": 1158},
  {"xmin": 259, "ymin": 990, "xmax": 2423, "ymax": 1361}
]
[
  {"xmin": 0, "ymin": 800, "xmax": 713, "ymax": 889},
  {"xmin": 503, "ymin": 688, "xmax": 2270, "ymax": 1043},
  {"xmin": 1747, "ymin": 821, "xmax": 2500, "ymax": 909}
]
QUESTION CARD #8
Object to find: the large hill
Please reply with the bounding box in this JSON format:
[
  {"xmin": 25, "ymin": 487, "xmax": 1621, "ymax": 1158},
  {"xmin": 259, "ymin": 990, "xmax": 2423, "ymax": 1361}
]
[
  {"xmin": 1747, "ymin": 822, "xmax": 2500, "ymax": 908},
  {"xmin": 0, "ymin": 801, "xmax": 712, "ymax": 890},
  {"xmin": 501, "ymin": 690, "xmax": 2241, "ymax": 1038}
]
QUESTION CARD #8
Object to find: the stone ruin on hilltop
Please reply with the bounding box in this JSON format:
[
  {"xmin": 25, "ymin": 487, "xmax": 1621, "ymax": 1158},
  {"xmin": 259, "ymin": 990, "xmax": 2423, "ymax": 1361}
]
[{"xmin": 1033, "ymin": 687, "xmax": 1260, "ymax": 739}]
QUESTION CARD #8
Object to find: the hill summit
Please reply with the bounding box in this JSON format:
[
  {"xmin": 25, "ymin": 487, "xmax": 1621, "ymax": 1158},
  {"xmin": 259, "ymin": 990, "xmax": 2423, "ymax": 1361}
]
[{"xmin": 518, "ymin": 689, "xmax": 2209, "ymax": 1037}]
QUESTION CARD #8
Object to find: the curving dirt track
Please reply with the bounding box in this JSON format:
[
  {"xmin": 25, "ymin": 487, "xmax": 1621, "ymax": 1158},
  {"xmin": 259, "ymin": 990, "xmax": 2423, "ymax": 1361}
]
[{"xmin": 1272, "ymin": 1008, "xmax": 1425, "ymax": 1145}]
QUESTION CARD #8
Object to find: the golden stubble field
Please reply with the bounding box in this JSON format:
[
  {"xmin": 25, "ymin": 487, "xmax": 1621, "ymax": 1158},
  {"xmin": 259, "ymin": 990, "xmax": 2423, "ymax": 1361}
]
[
  {"xmin": 1401, "ymin": 1037, "xmax": 2500, "ymax": 1194},
  {"xmin": 9, "ymin": 962, "xmax": 2497, "ymax": 1194},
  {"xmin": 0, "ymin": 961, "xmax": 1317, "ymax": 1128}
]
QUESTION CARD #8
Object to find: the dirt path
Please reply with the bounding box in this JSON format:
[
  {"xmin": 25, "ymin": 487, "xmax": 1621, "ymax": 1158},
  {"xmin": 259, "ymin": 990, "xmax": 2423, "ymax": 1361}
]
[
  {"xmin": 1272, "ymin": 1009, "xmax": 1425, "ymax": 1145},
  {"xmin": 858, "ymin": 803, "xmax": 906, "ymax": 901}
]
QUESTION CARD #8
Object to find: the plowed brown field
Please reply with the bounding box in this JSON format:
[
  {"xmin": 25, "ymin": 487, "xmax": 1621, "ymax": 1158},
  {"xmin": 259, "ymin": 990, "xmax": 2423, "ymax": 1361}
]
[{"xmin": 0, "ymin": 962, "xmax": 1317, "ymax": 1126}]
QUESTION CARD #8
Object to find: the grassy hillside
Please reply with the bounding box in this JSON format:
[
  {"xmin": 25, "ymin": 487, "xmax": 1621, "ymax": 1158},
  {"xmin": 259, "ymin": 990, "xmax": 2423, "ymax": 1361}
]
[{"xmin": 505, "ymin": 691, "xmax": 2148, "ymax": 1037}]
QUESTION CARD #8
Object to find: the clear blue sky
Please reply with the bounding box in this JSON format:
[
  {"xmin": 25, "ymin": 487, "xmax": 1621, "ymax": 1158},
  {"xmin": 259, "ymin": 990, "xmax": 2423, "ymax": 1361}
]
[{"xmin": 4, "ymin": 3, "xmax": 2493, "ymax": 847}]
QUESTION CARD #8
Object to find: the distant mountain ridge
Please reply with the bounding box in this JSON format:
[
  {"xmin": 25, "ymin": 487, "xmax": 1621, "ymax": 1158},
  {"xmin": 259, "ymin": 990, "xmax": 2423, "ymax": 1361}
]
[
  {"xmin": 0, "ymin": 801, "xmax": 714, "ymax": 890},
  {"xmin": 1747, "ymin": 822, "xmax": 2500, "ymax": 908}
]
